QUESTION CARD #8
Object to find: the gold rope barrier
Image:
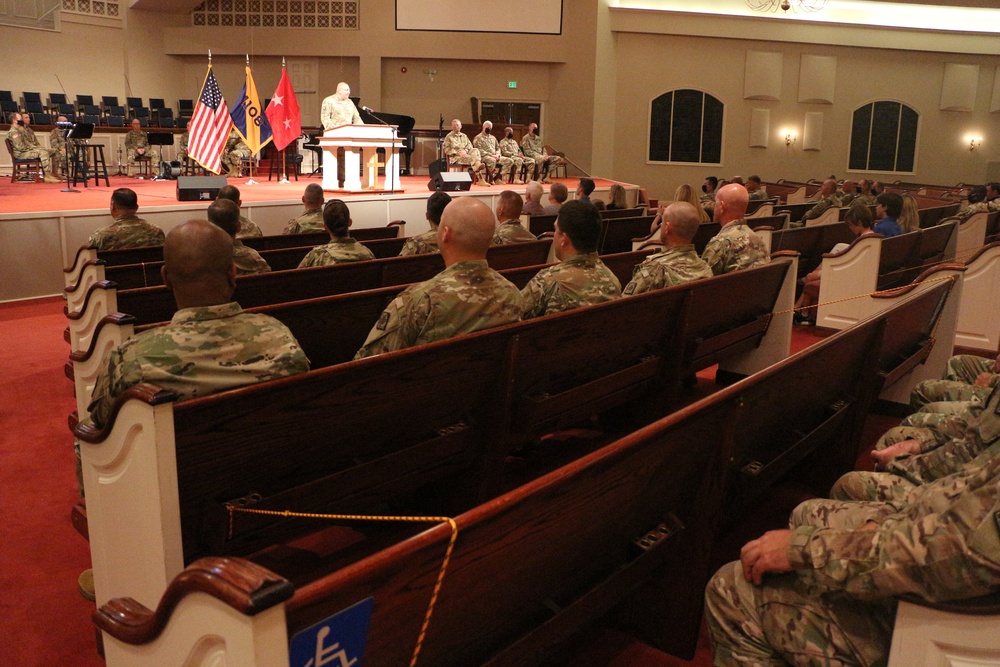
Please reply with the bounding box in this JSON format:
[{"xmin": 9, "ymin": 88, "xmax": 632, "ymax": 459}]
[
  {"xmin": 227, "ymin": 505, "xmax": 458, "ymax": 667},
  {"xmin": 776, "ymin": 272, "xmax": 958, "ymax": 317}
]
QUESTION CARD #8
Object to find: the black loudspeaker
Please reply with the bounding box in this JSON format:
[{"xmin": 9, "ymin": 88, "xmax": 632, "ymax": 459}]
[
  {"xmin": 428, "ymin": 171, "xmax": 472, "ymax": 192},
  {"xmin": 427, "ymin": 158, "xmax": 447, "ymax": 179},
  {"xmin": 176, "ymin": 176, "xmax": 227, "ymax": 201}
]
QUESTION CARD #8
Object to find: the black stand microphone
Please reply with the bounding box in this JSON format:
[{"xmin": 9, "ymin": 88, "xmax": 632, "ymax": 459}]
[
  {"xmin": 361, "ymin": 106, "xmax": 397, "ymax": 193},
  {"xmin": 56, "ymin": 121, "xmax": 78, "ymax": 193}
]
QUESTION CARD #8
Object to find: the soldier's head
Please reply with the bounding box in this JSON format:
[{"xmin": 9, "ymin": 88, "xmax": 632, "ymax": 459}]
[
  {"xmin": 746, "ymin": 175, "xmax": 762, "ymax": 192},
  {"xmin": 482, "ymin": 120, "xmax": 493, "ymax": 134},
  {"xmin": 875, "ymin": 192, "xmax": 903, "ymax": 219},
  {"xmin": 730, "ymin": 175, "xmax": 744, "ymax": 185},
  {"xmin": 161, "ymin": 219, "xmax": 236, "ymax": 309},
  {"xmin": 217, "ymin": 185, "xmax": 242, "ymax": 208},
  {"xmin": 859, "ymin": 179, "xmax": 872, "ymax": 194},
  {"xmin": 987, "ymin": 182, "xmax": 1000, "ymax": 200},
  {"xmin": 451, "ymin": 119, "xmax": 462, "ymax": 133},
  {"xmin": 110, "ymin": 188, "xmax": 139, "ymax": 216},
  {"xmin": 57, "ymin": 115, "xmax": 68, "ymax": 124},
  {"xmin": 703, "ymin": 176, "xmax": 719, "ymax": 194},
  {"xmin": 302, "ymin": 183, "xmax": 324, "ymax": 209},
  {"xmin": 967, "ymin": 185, "xmax": 987, "ymax": 205},
  {"xmin": 426, "ymin": 191, "xmax": 452, "ymax": 227},
  {"xmin": 7, "ymin": 111, "xmax": 19, "ymax": 125},
  {"xmin": 844, "ymin": 203, "xmax": 874, "ymax": 233},
  {"xmin": 525, "ymin": 181, "xmax": 543, "ymax": 203},
  {"xmin": 323, "ymin": 199, "xmax": 352, "ymax": 238},
  {"xmin": 504, "ymin": 126, "xmax": 514, "ymax": 139},
  {"xmin": 206, "ymin": 199, "xmax": 241, "ymax": 238},
  {"xmin": 714, "ymin": 183, "xmax": 750, "ymax": 224},
  {"xmin": 438, "ymin": 197, "xmax": 495, "ymax": 265},
  {"xmin": 659, "ymin": 202, "xmax": 702, "ymax": 248},
  {"xmin": 496, "ymin": 190, "xmax": 524, "ymax": 222},
  {"xmin": 553, "ymin": 200, "xmax": 601, "ymax": 260},
  {"xmin": 577, "ymin": 178, "xmax": 595, "ymax": 198},
  {"xmin": 527, "ymin": 123, "xmax": 538, "ymax": 136},
  {"xmin": 336, "ymin": 82, "xmax": 351, "ymax": 101},
  {"xmin": 130, "ymin": 118, "xmax": 141, "ymax": 130},
  {"xmin": 549, "ymin": 182, "xmax": 568, "ymax": 204},
  {"xmin": 821, "ymin": 179, "xmax": 837, "ymax": 196},
  {"xmin": 841, "ymin": 179, "xmax": 855, "ymax": 194}
]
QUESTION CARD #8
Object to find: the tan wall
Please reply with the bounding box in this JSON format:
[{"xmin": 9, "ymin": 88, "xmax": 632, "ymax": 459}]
[{"xmin": 610, "ymin": 32, "xmax": 1000, "ymax": 202}]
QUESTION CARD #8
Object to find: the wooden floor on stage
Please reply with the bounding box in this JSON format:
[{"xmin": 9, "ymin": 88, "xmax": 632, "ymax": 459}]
[{"xmin": 0, "ymin": 173, "xmax": 620, "ymax": 215}]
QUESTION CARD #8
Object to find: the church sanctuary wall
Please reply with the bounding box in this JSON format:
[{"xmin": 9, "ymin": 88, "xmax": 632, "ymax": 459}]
[{"xmin": 608, "ymin": 30, "xmax": 1000, "ymax": 203}]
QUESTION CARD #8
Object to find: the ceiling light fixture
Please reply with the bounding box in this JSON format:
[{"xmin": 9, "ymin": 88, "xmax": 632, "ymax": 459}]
[{"xmin": 746, "ymin": 0, "xmax": 827, "ymax": 13}]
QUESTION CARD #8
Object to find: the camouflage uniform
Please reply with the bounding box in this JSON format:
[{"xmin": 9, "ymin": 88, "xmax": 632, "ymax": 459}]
[
  {"xmin": 6, "ymin": 124, "xmax": 54, "ymax": 175},
  {"xmin": 840, "ymin": 191, "xmax": 858, "ymax": 207},
  {"xmin": 297, "ymin": 237, "xmax": 376, "ymax": 268},
  {"xmin": 233, "ymin": 240, "xmax": 271, "ymax": 275},
  {"xmin": 521, "ymin": 253, "xmax": 621, "ymax": 319},
  {"xmin": 87, "ymin": 302, "xmax": 310, "ymax": 429},
  {"xmin": 499, "ymin": 137, "xmax": 530, "ymax": 183},
  {"xmin": 48, "ymin": 126, "xmax": 68, "ymax": 177},
  {"xmin": 221, "ymin": 129, "xmax": 251, "ymax": 177},
  {"xmin": 124, "ymin": 128, "xmax": 160, "ymax": 176},
  {"xmin": 492, "ymin": 220, "xmax": 537, "ymax": 245},
  {"xmin": 354, "ymin": 259, "xmax": 522, "ymax": 359},
  {"xmin": 520, "ymin": 133, "xmax": 561, "ymax": 180},
  {"xmin": 707, "ymin": 453, "xmax": 1000, "ymax": 667},
  {"xmin": 237, "ymin": 216, "xmax": 263, "ymax": 239},
  {"xmin": 701, "ymin": 220, "xmax": 770, "ymax": 275},
  {"xmin": 398, "ymin": 229, "xmax": 439, "ymax": 256},
  {"xmin": 177, "ymin": 131, "xmax": 189, "ymax": 162},
  {"xmin": 320, "ymin": 95, "xmax": 362, "ymax": 129},
  {"xmin": 911, "ymin": 354, "xmax": 998, "ymax": 410},
  {"xmin": 959, "ymin": 201, "xmax": 990, "ymax": 222},
  {"xmin": 473, "ymin": 131, "xmax": 513, "ymax": 181},
  {"xmin": 283, "ymin": 208, "xmax": 325, "ymax": 235},
  {"xmin": 796, "ymin": 194, "xmax": 840, "ymax": 227},
  {"xmin": 442, "ymin": 130, "xmax": 483, "ymax": 172},
  {"xmin": 853, "ymin": 194, "xmax": 876, "ymax": 208},
  {"xmin": 622, "ymin": 244, "xmax": 713, "ymax": 295},
  {"xmin": 748, "ymin": 188, "xmax": 769, "ymax": 202},
  {"xmin": 88, "ymin": 214, "xmax": 165, "ymax": 250}
]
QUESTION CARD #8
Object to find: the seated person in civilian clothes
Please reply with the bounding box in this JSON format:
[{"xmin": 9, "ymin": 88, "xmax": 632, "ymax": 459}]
[
  {"xmin": 576, "ymin": 177, "xmax": 596, "ymax": 204},
  {"xmin": 606, "ymin": 183, "xmax": 628, "ymax": 210},
  {"xmin": 283, "ymin": 183, "xmax": 326, "ymax": 234},
  {"xmin": 297, "ymin": 199, "xmax": 376, "ymax": 268},
  {"xmin": 400, "ymin": 191, "xmax": 451, "ymax": 256},
  {"xmin": 216, "ymin": 184, "xmax": 262, "ymax": 238},
  {"xmin": 544, "ymin": 182, "xmax": 568, "ymax": 215},
  {"xmin": 208, "ymin": 198, "xmax": 271, "ymax": 275},
  {"xmin": 492, "ymin": 190, "xmax": 536, "ymax": 245},
  {"xmin": 88, "ymin": 188, "xmax": 165, "ymax": 250},
  {"xmin": 522, "ymin": 181, "xmax": 547, "ymax": 216},
  {"xmin": 354, "ymin": 198, "xmax": 523, "ymax": 359},
  {"xmin": 701, "ymin": 184, "xmax": 770, "ymax": 275},
  {"xmin": 873, "ymin": 192, "xmax": 904, "ymax": 237},
  {"xmin": 624, "ymin": 202, "xmax": 713, "ymax": 295},
  {"xmin": 521, "ymin": 200, "xmax": 621, "ymax": 319}
]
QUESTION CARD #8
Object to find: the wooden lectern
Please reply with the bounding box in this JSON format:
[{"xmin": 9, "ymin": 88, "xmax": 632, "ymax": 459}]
[{"xmin": 318, "ymin": 124, "xmax": 402, "ymax": 193}]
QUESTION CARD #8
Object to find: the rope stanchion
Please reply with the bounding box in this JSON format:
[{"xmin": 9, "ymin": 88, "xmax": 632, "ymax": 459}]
[{"xmin": 226, "ymin": 504, "xmax": 457, "ymax": 667}]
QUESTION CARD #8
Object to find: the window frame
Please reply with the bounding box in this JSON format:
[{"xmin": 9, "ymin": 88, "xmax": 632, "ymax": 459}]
[
  {"xmin": 847, "ymin": 99, "xmax": 920, "ymax": 176},
  {"xmin": 646, "ymin": 88, "xmax": 725, "ymax": 167}
]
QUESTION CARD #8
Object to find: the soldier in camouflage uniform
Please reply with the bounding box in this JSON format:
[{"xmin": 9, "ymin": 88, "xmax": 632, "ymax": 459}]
[
  {"xmin": 910, "ymin": 353, "xmax": 999, "ymax": 410},
  {"xmin": 701, "ymin": 184, "xmax": 770, "ymax": 275},
  {"xmin": 47, "ymin": 115, "xmax": 70, "ymax": 179},
  {"xmin": 957, "ymin": 185, "xmax": 992, "ymax": 222},
  {"xmin": 442, "ymin": 119, "xmax": 485, "ymax": 183},
  {"xmin": 177, "ymin": 131, "xmax": 189, "ymax": 162},
  {"xmin": 283, "ymin": 183, "xmax": 326, "ymax": 234},
  {"xmin": 355, "ymin": 198, "xmax": 523, "ymax": 359},
  {"xmin": 6, "ymin": 112, "xmax": 60, "ymax": 182},
  {"xmin": 124, "ymin": 118, "xmax": 159, "ymax": 177},
  {"xmin": 499, "ymin": 127, "xmax": 530, "ymax": 185},
  {"xmin": 745, "ymin": 175, "xmax": 768, "ymax": 202},
  {"xmin": 473, "ymin": 121, "xmax": 513, "ymax": 184},
  {"xmin": 220, "ymin": 128, "xmax": 251, "ymax": 178},
  {"xmin": 838, "ymin": 179, "xmax": 858, "ymax": 206},
  {"xmin": 320, "ymin": 82, "xmax": 362, "ymax": 130},
  {"xmin": 297, "ymin": 199, "xmax": 376, "ymax": 268},
  {"xmin": 399, "ymin": 191, "xmax": 451, "ymax": 257},
  {"xmin": 795, "ymin": 179, "xmax": 841, "ymax": 227},
  {"xmin": 492, "ymin": 190, "xmax": 536, "ymax": 245},
  {"xmin": 706, "ymin": 443, "xmax": 1000, "ymax": 667},
  {"xmin": 207, "ymin": 198, "xmax": 271, "ymax": 276},
  {"xmin": 88, "ymin": 188, "xmax": 165, "ymax": 250},
  {"xmin": 852, "ymin": 179, "xmax": 877, "ymax": 207},
  {"xmin": 521, "ymin": 200, "xmax": 621, "ymax": 319},
  {"xmin": 520, "ymin": 123, "xmax": 561, "ymax": 183},
  {"xmin": 623, "ymin": 202, "xmax": 713, "ymax": 295},
  {"xmin": 217, "ymin": 185, "xmax": 263, "ymax": 238},
  {"xmin": 86, "ymin": 219, "xmax": 309, "ymax": 429}
]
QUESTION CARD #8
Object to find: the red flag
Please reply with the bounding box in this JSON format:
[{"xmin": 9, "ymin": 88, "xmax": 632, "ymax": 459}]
[
  {"xmin": 187, "ymin": 65, "xmax": 231, "ymax": 174},
  {"xmin": 265, "ymin": 67, "xmax": 302, "ymax": 151}
]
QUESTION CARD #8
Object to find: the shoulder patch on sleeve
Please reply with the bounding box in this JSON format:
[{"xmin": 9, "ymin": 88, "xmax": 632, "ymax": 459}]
[
  {"xmin": 623, "ymin": 282, "xmax": 636, "ymax": 295},
  {"xmin": 375, "ymin": 311, "xmax": 390, "ymax": 331}
]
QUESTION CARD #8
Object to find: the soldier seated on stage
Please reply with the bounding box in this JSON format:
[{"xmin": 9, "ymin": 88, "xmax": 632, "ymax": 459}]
[
  {"xmin": 442, "ymin": 118, "xmax": 486, "ymax": 184},
  {"xmin": 6, "ymin": 112, "xmax": 61, "ymax": 182},
  {"xmin": 216, "ymin": 184, "xmax": 262, "ymax": 238},
  {"xmin": 124, "ymin": 118, "xmax": 160, "ymax": 177},
  {"xmin": 473, "ymin": 120, "xmax": 512, "ymax": 185},
  {"xmin": 499, "ymin": 126, "xmax": 530, "ymax": 185},
  {"xmin": 87, "ymin": 188, "xmax": 165, "ymax": 250},
  {"xmin": 492, "ymin": 190, "xmax": 536, "ymax": 245},
  {"xmin": 354, "ymin": 198, "xmax": 523, "ymax": 359},
  {"xmin": 221, "ymin": 128, "xmax": 251, "ymax": 178},
  {"xmin": 283, "ymin": 183, "xmax": 326, "ymax": 234},
  {"xmin": 520, "ymin": 123, "xmax": 562, "ymax": 184},
  {"xmin": 399, "ymin": 191, "xmax": 451, "ymax": 257},
  {"xmin": 208, "ymin": 198, "xmax": 271, "ymax": 276},
  {"xmin": 297, "ymin": 199, "xmax": 376, "ymax": 268}
]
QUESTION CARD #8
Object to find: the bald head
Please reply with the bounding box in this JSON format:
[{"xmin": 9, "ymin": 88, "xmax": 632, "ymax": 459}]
[
  {"xmin": 821, "ymin": 179, "xmax": 837, "ymax": 196},
  {"xmin": 714, "ymin": 183, "xmax": 749, "ymax": 224},
  {"xmin": 439, "ymin": 198, "xmax": 496, "ymax": 264},
  {"xmin": 162, "ymin": 220, "xmax": 236, "ymax": 309},
  {"xmin": 660, "ymin": 202, "xmax": 702, "ymax": 246}
]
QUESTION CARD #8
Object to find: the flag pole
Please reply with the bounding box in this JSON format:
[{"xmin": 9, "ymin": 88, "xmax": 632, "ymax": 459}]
[
  {"xmin": 244, "ymin": 54, "xmax": 259, "ymax": 186},
  {"xmin": 279, "ymin": 57, "xmax": 289, "ymax": 183}
]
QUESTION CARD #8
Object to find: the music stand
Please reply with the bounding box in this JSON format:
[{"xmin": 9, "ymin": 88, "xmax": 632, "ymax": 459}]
[
  {"xmin": 147, "ymin": 132, "xmax": 174, "ymax": 181},
  {"xmin": 63, "ymin": 121, "xmax": 94, "ymax": 193}
]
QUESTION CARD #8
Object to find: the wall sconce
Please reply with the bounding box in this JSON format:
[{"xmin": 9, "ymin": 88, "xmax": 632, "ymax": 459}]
[
  {"xmin": 784, "ymin": 131, "xmax": 797, "ymax": 146},
  {"xmin": 968, "ymin": 136, "xmax": 983, "ymax": 151},
  {"xmin": 424, "ymin": 69, "xmax": 437, "ymax": 82}
]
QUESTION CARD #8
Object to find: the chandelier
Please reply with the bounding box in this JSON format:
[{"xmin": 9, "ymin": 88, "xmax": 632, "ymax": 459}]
[{"xmin": 746, "ymin": 0, "xmax": 827, "ymax": 12}]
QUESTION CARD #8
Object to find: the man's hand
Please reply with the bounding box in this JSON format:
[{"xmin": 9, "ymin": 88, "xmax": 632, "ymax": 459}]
[
  {"xmin": 871, "ymin": 439, "xmax": 920, "ymax": 469},
  {"xmin": 740, "ymin": 529, "xmax": 794, "ymax": 585},
  {"xmin": 974, "ymin": 372, "xmax": 995, "ymax": 388}
]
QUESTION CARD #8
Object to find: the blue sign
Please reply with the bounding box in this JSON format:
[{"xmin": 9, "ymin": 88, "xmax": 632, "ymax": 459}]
[{"xmin": 289, "ymin": 597, "xmax": 375, "ymax": 667}]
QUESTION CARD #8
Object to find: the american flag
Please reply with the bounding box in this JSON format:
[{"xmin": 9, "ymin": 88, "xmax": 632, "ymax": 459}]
[{"xmin": 187, "ymin": 66, "xmax": 231, "ymax": 174}]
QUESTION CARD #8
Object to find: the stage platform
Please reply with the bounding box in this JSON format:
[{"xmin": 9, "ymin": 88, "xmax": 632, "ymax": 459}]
[{"xmin": 0, "ymin": 173, "xmax": 638, "ymax": 303}]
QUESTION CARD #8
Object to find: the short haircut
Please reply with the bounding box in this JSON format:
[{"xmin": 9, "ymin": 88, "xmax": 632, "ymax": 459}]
[
  {"xmin": 578, "ymin": 178, "xmax": 595, "ymax": 196},
  {"xmin": 111, "ymin": 188, "xmax": 138, "ymax": 211},
  {"xmin": 426, "ymin": 191, "xmax": 452, "ymax": 225},
  {"xmin": 207, "ymin": 199, "xmax": 241, "ymax": 237},
  {"xmin": 705, "ymin": 176, "xmax": 719, "ymax": 189},
  {"xmin": 526, "ymin": 181, "xmax": 544, "ymax": 201},
  {"xmin": 844, "ymin": 203, "xmax": 874, "ymax": 229},
  {"xmin": 217, "ymin": 184, "xmax": 241, "ymax": 204},
  {"xmin": 968, "ymin": 185, "xmax": 987, "ymax": 204},
  {"xmin": 747, "ymin": 175, "xmax": 761, "ymax": 185},
  {"xmin": 549, "ymin": 182, "xmax": 568, "ymax": 203},
  {"xmin": 987, "ymin": 182, "xmax": 1000, "ymax": 194},
  {"xmin": 303, "ymin": 183, "xmax": 324, "ymax": 206},
  {"xmin": 8, "ymin": 111, "xmax": 19, "ymax": 123},
  {"xmin": 498, "ymin": 189, "xmax": 524, "ymax": 218},
  {"xmin": 875, "ymin": 192, "xmax": 903, "ymax": 219},
  {"xmin": 556, "ymin": 200, "xmax": 602, "ymax": 253},
  {"xmin": 324, "ymin": 199, "xmax": 351, "ymax": 237}
]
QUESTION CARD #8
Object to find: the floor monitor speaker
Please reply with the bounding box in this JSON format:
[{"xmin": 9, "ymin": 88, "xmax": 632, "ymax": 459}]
[
  {"xmin": 176, "ymin": 176, "xmax": 227, "ymax": 201},
  {"xmin": 428, "ymin": 170, "xmax": 472, "ymax": 191}
]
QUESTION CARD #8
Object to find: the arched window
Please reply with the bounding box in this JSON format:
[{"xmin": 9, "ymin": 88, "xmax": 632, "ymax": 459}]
[
  {"xmin": 849, "ymin": 101, "xmax": 919, "ymax": 173},
  {"xmin": 648, "ymin": 89, "xmax": 723, "ymax": 165}
]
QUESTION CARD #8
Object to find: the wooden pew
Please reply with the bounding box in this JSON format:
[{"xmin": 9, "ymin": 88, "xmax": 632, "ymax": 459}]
[
  {"xmin": 91, "ymin": 308, "xmax": 895, "ymax": 667},
  {"xmin": 598, "ymin": 215, "xmax": 657, "ymax": 254},
  {"xmin": 954, "ymin": 211, "xmax": 989, "ymax": 258},
  {"xmin": 756, "ymin": 222, "xmax": 855, "ymax": 279},
  {"xmin": 600, "ymin": 206, "xmax": 646, "ymax": 219},
  {"xmin": 952, "ymin": 241, "xmax": 1000, "ymax": 355}
]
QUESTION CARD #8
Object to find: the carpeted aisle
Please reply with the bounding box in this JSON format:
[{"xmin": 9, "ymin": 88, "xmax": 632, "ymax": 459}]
[{"xmin": 0, "ymin": 297, "xmax": 103, "ymax": 667}]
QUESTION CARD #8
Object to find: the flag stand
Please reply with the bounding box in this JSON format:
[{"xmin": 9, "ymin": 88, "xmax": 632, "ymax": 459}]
[
  {"xmin": 245, "ymin": 153, "xmax": 258, "ymax": 185},
  {"xmin": 280, "ymin": 152, "xmax": 289, "ymax": 184}
]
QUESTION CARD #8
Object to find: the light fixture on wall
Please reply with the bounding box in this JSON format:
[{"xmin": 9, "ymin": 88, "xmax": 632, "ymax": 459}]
[
  {"xmin": 784, "ymin": 130, "xmax": 798, "ymax": 146},
  {"xmin": 747, "ymin": 0, "xmax": 827, "ymax": 13},
  {"xmin": 424, "ymin": 69, "xmax": 437, "ymax": 82},
  {"xmin": 967, "ymin": 135, "xmax": 983, "ymax": 151}
]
